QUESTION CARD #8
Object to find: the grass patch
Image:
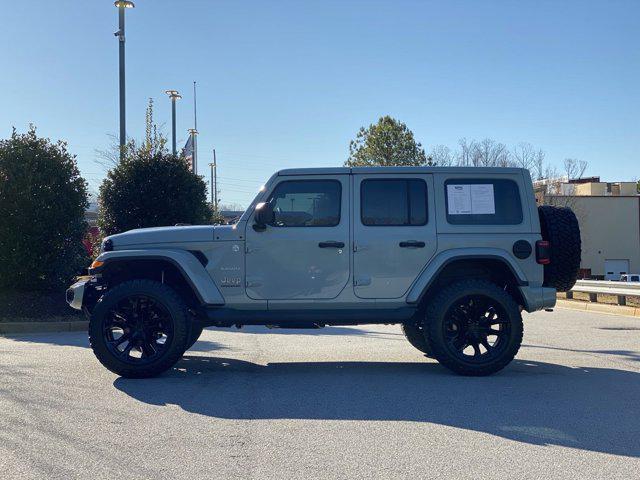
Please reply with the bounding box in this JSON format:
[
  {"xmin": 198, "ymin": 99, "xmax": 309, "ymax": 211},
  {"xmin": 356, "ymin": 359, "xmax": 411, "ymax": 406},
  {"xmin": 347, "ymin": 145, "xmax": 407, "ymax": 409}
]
[{"xmin": 558, "ymin": 291, "xmax": 640, "ymax": 307}]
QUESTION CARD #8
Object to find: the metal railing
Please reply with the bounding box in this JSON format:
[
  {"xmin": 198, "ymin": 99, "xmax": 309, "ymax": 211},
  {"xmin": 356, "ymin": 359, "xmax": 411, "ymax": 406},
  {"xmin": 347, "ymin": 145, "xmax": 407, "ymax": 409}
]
[{"xmin": 568, "ymin": 280, "xmax": 640, "ymax": 305}]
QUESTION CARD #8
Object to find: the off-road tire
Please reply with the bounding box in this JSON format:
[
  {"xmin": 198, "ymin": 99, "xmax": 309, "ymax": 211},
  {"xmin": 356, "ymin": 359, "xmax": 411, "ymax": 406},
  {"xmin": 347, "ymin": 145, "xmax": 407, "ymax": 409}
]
[
  {"xmin": 186, "ymin": 323, "xmax": 204, "ymax": 350},
  {"xmin": 401, "ymin": 323, "xmax": 433, "ymax": 357},
  {"xmin": 425, "ymin": 279, "xmax": 523, "ymax": 376},
  {"xmin": 538, "ymin": 205, "xmax": 581, "ymax": 292},
  {"xmin": 89, "ymin": 280, "xmax": 190, "ymax": 378}
]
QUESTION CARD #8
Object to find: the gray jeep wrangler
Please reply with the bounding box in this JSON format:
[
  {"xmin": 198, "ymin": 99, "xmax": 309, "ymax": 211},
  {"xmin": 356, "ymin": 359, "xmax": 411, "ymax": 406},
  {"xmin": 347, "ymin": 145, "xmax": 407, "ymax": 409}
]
[{"xmin": 67, "ymin": 167, "xmax": 581, "ymax": 377}]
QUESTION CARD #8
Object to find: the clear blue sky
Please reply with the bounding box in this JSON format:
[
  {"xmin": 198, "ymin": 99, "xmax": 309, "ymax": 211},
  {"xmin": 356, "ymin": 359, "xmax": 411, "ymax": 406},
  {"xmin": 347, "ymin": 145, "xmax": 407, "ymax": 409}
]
[{"xmin": 1, "ymin": 0, "xmax": 638, "ymax": 207}]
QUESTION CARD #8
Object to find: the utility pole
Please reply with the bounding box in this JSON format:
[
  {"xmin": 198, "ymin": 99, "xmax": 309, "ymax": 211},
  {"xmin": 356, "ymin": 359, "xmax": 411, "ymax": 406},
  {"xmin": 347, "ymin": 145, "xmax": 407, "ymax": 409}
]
[
  {"xmin": 114, "ymin": 1, "xmax": 135, "ymax": 160},
  {"xmin": 209, "ymin": 149, "xmax": 218, "ymax": 210},
  {"xmin": 165, "ymin": 90, "xmax": 181, "ymax": 155}
]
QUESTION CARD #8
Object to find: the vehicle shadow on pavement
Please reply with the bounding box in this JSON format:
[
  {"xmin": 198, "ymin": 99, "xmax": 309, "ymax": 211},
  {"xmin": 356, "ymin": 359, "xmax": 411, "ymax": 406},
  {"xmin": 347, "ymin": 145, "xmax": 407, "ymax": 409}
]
[
  {"xmin": 114, "ymin": 355, "xmax": 640, "ymax": 458},
  {"xmin": 523, "ymin": 343, "xmax": 640, "ymax": 362},
  {"xmin": 211, "ymin": 325, "xmax": 402, "ymax": 338}
]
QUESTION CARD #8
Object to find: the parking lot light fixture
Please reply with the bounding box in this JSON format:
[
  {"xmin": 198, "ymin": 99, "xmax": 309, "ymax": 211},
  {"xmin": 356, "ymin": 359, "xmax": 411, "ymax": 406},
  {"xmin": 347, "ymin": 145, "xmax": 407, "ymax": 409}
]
[{"xmin": 114, "ymin": 0, "xmax": 135, "ymax": 160}]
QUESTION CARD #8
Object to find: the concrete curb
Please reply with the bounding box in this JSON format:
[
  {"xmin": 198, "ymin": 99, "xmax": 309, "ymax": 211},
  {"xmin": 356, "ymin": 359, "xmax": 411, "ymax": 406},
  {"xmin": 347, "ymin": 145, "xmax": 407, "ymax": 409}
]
[
  {"xmin": 0, "ymin": 321, "xmax": 88, "ymax": 335},
  {"xmin": 556, "ymin": 299, "xmax": 640, "ymax": 318}
]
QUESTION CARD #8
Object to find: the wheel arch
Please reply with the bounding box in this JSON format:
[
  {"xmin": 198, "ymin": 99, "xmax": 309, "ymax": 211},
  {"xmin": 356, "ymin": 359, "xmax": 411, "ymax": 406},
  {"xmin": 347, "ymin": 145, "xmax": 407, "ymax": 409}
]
[
  {"xmin": 91, "ymin": 250, "xmax": 225, "ymax": 307},
  {"xmin": 406, "ymin": 250, "xmax": 528, "ymax": 309}
]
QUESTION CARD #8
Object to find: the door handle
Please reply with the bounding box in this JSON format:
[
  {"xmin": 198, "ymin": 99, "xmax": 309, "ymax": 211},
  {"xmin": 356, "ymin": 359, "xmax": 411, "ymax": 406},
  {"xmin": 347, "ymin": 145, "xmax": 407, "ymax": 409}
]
[
  {"xmin": 399, "ymin": 241, "xmax": 425, "ymax": 248},
  {"xmin": 319, "ymin": 241, "xmax": 345, "ymax": 248}
]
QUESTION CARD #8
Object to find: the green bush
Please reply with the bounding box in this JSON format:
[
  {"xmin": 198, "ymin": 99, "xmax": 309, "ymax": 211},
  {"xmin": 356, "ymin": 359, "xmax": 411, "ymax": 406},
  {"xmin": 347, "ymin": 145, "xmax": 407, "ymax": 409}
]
[
  {"xmin": 0, "ymin": 127, "xmax": 89, "ymax": 290},
  {"xmin": 98, "ymin": 149, "xmax": 211, "ymax": 236}
]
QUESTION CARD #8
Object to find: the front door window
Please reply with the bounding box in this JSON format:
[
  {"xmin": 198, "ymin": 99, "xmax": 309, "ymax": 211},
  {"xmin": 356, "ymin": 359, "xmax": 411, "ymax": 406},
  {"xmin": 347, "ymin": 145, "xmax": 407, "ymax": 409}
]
[
  {"xmin": 268, "ymin": 180, "xmax": 341, "ymax": 227},
  {"xmin": 245, "ymin": 177, "xmax": 350, "ymax": 300}
]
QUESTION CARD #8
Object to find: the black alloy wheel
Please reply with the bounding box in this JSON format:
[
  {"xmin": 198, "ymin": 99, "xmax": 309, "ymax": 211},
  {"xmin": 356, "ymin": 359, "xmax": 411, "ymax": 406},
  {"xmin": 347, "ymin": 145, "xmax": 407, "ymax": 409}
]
[
  {"xmin": 103, "ymin": 294, "xmax": 174, "ymax": 364},
  {"xmin": 425, "ymin": 279, "xmax": 523, "ymax": 376},
  {"xmin": 442, "ymin": 295, "xmax": 511, "ymax": 363},
  {"xmin": 89, "ymin": 280, "xmax": 190, "ymax": 378}
]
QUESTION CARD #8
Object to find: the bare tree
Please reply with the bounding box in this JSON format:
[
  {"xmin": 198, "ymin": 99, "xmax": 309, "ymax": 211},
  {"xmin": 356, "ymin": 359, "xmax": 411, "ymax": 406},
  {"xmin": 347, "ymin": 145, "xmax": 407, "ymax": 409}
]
[
  {"xmin": 512, "ymin": 142, "xmax": 537, "ymax": 171},
  {"xmin": 456, "ymin": 138, "xmax": 477, "ymax": 166},
  {"xmin": 473, "ymin": 138, "xmax": 511, "ymax": 167},
  {"xmin": 534, "ymin": 148, "xmax": 546, "ymax": 180},
  {"xmin": 428, "ymin": 145, "xmax": 454, "ymax": 166},
  {"xmin": 95, "ymin": 98, "xmax": 167, "ymax": 171},
  {"xmin": 539, "ymin": 159, "xmax": 588, "ymax": 210},
  {"xmin": 563, "ymin": 158, "xmax": 588, "ymax": 180},
  {"xmin": 94, "ymin": 133, "xmax": 122, "ymax": 170}
]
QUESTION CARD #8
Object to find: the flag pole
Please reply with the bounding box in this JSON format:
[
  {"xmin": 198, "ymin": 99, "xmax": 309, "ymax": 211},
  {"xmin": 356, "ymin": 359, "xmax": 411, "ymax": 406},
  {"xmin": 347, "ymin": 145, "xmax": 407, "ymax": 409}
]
[{"xmin": 193, "ymin": 81, "xmax": 198, "ymax": 172}]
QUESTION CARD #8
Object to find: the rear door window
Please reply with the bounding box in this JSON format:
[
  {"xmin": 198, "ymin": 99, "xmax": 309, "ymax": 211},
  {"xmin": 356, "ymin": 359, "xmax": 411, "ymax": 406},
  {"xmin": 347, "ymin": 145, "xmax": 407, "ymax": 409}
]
[{"xmin": 361, "ymin": 179, "xmax": 428, "ymax": 226}]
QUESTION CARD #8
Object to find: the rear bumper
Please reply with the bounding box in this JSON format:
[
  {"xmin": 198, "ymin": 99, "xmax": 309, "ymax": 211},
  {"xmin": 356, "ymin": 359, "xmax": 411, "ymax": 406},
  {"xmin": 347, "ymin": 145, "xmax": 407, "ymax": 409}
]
[{"xmin": 519, "ymin": 285, "xmax": 557, "ymax": 312}]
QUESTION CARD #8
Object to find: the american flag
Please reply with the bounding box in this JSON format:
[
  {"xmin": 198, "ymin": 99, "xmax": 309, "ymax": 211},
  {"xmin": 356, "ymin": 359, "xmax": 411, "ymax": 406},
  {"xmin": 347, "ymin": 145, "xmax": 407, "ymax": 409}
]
[{"xmin": 182, "ymin": 134, "xmax": 195, "ymax": 172}]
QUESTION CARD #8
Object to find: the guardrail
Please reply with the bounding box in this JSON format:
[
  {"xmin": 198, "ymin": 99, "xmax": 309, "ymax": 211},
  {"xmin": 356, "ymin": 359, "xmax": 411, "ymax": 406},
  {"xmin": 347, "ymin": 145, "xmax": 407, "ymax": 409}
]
[{"xmin": 568, "ymin": 280, "xmax": 640, "ymax": 306}]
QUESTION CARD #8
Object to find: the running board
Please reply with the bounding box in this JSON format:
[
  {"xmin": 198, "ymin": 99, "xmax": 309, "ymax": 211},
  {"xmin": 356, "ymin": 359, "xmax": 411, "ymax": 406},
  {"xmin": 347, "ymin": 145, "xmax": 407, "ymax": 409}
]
[{"xmin": 201, "ymin": 307, "xmax": 417, "ymax": 328}]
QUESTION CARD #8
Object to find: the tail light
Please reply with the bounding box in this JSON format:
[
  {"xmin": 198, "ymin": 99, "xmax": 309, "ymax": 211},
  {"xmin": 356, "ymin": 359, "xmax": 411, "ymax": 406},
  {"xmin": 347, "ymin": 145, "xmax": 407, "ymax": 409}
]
[{"xmin": 536, "ymin": 240, "xmax": 551, "ymax": 265}]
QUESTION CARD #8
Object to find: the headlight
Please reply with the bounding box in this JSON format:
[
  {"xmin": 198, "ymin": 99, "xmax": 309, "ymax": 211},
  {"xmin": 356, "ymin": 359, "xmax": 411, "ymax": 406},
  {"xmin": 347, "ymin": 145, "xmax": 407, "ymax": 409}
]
[{"xmin": 101, "ymin": 238, "xmax": 113, "ymax": 252}]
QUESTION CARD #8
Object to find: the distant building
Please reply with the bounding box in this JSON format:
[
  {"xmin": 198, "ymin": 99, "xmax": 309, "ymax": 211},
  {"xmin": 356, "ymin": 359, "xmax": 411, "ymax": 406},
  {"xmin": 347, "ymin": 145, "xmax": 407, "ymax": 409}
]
[
  {"xmin": 536, "ymin": 177, "xmax": 640, "ymax": 280},
  {"xmin": 84, "ymin": 203, "xmax": 99, "ymax": 227}
]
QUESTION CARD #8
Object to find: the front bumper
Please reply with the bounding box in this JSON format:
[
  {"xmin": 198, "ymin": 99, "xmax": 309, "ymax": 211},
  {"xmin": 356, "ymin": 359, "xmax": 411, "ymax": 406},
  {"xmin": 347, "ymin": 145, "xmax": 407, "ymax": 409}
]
[{"xmin": 66, "ymin": 276, "xmax": 92, "ymax": 310}]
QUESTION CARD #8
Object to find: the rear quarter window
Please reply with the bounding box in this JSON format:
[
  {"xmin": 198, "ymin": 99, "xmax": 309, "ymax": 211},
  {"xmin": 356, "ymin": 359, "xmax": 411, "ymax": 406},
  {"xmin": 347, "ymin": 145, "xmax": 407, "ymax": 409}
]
[{"xmin": 445, "ymin": 179, "xmax": 523, "ymax": 225}]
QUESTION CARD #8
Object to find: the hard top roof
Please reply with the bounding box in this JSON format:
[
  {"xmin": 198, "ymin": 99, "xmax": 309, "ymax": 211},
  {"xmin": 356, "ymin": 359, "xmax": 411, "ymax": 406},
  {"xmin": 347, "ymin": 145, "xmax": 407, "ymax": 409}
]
[{"xmin": 277, "ymin": 166, "xmax": 526, "ymax": 175}]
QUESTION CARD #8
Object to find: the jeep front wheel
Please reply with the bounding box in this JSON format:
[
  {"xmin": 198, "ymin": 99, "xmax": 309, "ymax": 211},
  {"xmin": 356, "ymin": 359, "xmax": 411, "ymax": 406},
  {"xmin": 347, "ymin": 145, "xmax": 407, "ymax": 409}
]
[
  {"xmin": 425, "ymin": 280, "xmax": 523, "ymax": 376},
  {"xmin": 186, "ymin": 323, "xmax": 204, "ymax": 350},
  {"xmin": 88, "ymin": 280, "xmax": 189, "ymax": 378}
]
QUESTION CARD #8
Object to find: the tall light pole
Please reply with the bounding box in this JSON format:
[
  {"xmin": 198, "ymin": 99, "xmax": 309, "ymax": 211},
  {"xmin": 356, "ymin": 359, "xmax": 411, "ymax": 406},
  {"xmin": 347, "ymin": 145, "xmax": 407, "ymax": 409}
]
[
  {"xmin": 165, "ymin": 90, "xmax": 181, "ymax": 155},
  {"xmin": 114, "ymin": 1, "xmax": 135, "ymax": 161}
]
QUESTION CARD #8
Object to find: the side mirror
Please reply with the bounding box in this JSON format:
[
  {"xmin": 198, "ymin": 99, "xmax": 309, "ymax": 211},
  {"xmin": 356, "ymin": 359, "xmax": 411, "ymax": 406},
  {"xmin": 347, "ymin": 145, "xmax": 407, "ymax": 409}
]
[{"xmin": 253, "ymin": 202, "xmax": 274, "ymax": 231}]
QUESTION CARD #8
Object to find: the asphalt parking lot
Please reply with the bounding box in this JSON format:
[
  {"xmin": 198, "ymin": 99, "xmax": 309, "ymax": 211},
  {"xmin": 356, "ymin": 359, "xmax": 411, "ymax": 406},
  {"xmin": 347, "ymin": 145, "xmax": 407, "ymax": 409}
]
[{"xmin": 1, "ymin": 307, "xmax": 639, "ymax": 480}]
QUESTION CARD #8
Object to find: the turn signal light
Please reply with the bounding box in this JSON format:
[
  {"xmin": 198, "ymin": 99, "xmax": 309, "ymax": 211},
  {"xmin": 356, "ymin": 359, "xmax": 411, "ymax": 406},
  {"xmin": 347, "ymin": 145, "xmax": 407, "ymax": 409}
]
[
  {"xmin": 536, "ymin": 240, "xmax": 551, "ymax": 265},
  {"xmin": 90, "ymin": 260, "xmax": 104, "ymax": 269}
]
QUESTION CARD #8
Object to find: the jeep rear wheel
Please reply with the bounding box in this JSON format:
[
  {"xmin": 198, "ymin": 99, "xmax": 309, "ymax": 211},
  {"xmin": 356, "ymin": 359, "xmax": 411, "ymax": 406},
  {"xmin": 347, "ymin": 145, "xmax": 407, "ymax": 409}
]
[
  {"xmin": 426, "ymin": 280, "xmax": 523, "ymax": 376},
  {"xmin": 401, "ymin": 323, "xmax": 433, "ymax": 357},
  {"xmin": 89, "ymin": 280, "xmax": 189, "ymax": 378}
]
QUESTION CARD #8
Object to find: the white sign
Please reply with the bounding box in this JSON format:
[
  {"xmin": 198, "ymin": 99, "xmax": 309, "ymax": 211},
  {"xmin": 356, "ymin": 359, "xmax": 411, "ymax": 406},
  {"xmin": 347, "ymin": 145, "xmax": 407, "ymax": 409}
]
[
  {"xmin": 447, "ymin": 184, "xmax": 472, "ymax": 214},
  {"xmin": 447, "ymin": 184, "xmax": 495, "ymax": 215}
]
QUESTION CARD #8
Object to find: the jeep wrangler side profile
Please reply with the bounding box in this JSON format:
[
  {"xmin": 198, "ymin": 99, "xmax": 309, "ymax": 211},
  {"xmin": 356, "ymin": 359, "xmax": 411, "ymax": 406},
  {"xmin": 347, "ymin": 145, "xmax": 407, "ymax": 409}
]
[{"xmin": 67, "ymin": 167, "xmax": 581, "ymax": 377}]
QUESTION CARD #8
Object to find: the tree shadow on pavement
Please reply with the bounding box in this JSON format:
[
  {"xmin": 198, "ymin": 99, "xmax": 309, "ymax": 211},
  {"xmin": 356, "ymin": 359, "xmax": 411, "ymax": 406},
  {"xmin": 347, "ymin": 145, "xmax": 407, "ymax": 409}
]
[
  {"xmin": 114, "ymin": 356, "xmax": 640, "ymax": 458},
  {"xmin": 3, "ymin": 325, "xmax": 394, "ymax": 350},
  {"xmin": 3, "ymin": 331, "xmax": 225, "ymax": 353},
  {"xmin": 2, "ymin": 332, "xmax": 91, "ymax": 348}
]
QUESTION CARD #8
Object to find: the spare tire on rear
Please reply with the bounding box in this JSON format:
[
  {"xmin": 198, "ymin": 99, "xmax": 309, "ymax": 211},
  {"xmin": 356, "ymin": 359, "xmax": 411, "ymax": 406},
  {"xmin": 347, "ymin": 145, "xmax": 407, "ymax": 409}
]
[{"xmin": 538, "ymin": 205, "xmax": 581, "ymax": 292}]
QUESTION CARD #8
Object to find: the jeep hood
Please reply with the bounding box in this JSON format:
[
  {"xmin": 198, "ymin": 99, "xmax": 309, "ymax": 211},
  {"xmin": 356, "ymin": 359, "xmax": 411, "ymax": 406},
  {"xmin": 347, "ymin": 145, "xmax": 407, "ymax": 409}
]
[{"xmin": 106, "ymin": 225, "xmax": 216, "ymax": 248}]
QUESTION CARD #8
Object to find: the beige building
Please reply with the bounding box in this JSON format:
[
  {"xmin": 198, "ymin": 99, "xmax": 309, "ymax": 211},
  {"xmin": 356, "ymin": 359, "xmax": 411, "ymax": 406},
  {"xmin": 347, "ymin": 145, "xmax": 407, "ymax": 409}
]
[{"xmin": 540, "ymin": 179, "xmax": 640, "ymax": 279}]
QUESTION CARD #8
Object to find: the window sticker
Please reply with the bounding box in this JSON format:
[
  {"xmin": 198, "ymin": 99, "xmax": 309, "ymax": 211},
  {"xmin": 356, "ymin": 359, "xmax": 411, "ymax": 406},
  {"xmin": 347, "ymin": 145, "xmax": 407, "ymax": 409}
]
[
  {"xmin": 447, "ymin": 184, "xmax": 472, "ymax": 214},
  {"xmin": 447, "ymin": 184, "xmax": 495, "ymax": 215}
]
